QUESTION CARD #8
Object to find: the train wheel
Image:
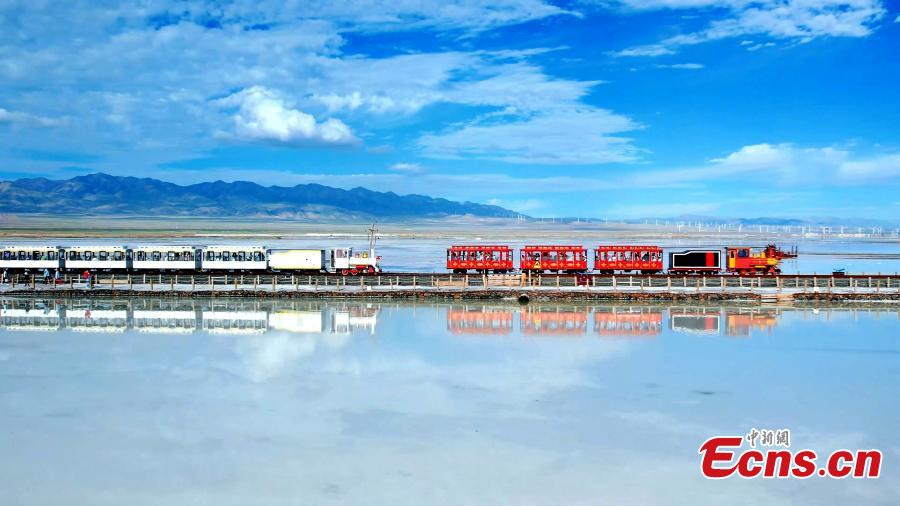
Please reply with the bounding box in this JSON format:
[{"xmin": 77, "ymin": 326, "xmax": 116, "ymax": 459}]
[
  {"xmin": 341, "ymin": 269, "xmax": 349, "ymax": 276},
  {"xmin": 351, "ymin": 268, "xmax": 359, "ymax": 276}
]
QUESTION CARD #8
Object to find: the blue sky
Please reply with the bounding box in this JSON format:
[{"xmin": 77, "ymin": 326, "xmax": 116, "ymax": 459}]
[{"xmin": 1, "ymin": 1, "xmax": 899, "ymax": 220}]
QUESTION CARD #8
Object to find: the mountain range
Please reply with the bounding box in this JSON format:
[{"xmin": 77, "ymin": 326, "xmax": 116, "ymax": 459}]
[{"xmin": 0, "ymin": 173, "xmax": 519, "ymax": 219}]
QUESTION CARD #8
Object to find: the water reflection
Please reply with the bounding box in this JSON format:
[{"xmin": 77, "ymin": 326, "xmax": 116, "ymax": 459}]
[
  {"xmin": 0, "ymin": 298, "xmax": 380, "ymax": 336},
  {"xmin": 445, "ymin": 304, "xmax": 784, "ymax": 338},
  {"xmin": 520, "ymin": 306, "xmax": 590, "ymax": 335},
  {"xmin": 1, "ymin": 297, "xmax": 899, "ymax": 505}
]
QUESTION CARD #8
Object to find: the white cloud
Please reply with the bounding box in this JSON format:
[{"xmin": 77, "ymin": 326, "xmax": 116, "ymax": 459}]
[
  {"xmin": 656, "ymin": 63, "xmax": 705, "ymax": 69},
  {"xmin": 419, "ymin": 108, "xmax": 643, "ymax": 164},
  {"xmin": 0, "ymin": 108, "xmax": 65, "ymax": 127},
  {"xmin": 745, "ymin": 41, "xmax": 776, "ymax": 50},
  {"xmin": 218, "ymin": 86, "xmax": 358, "ymax": 146},
  {"xmin": 646, "ymin": 143, "xmax": 900, "ymax": 186},
  {"xmin": 388, "ymin": 163, "xmax": 426, "ymax": 174},
  {"xmin": 612, "ymin": 45, "xmax": 677, "ymax": 57},
  {"xmin": 612, "ymin": 0, "xmax": 887, "ymax": 57},
  {"xmin": 0, "ymin": 1, "xmax": 574, "ymax": 159}
]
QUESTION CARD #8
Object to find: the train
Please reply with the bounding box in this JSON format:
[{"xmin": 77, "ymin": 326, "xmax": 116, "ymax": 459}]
[
  {"xmin": 0, "ymin": 244, "xmax": 381, "ymax": 276},
  {"xmin": 447, "ymin": 244, "xmax": 785, "ymax": 275},
  {"xmin": 0, "ymin": 241, "xmax": 788, "ymax": 277}
]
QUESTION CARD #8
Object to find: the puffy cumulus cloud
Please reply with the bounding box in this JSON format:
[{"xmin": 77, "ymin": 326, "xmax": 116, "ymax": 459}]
[
  {"xmin": 418, "ymin": 108, "xmax": 643, "ymax": 164},
  {"xmin": 219, "ymin": 86, "xmax": 358, "ymax": 146},
  {"xmin": 611, "ymin": 0, "xmax": 887, "ymax": 56}
]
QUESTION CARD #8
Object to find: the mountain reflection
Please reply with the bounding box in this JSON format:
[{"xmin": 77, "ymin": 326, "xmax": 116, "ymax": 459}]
[{"xmin": 0, "ymin": 298, "xmax": 379, "ymax": 335}]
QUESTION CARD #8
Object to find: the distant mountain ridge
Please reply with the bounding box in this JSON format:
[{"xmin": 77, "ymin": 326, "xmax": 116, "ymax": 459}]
[{"xmin": 0, "ymin": 173, "xmax": 519, "ymax": 219}]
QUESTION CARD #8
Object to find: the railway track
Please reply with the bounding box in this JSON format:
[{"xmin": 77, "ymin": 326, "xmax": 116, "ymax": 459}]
[{"xmin": 4, "ymin": 272, "xmax": 899, "ymax": 290}]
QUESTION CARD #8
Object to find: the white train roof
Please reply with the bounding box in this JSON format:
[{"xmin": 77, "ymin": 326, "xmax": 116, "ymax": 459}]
[
  {"xmin": 0, "ymin": 245, "xmax": 61, "ymax": 250},
  {"xmin": 202, "ymin": 245, "xmax": 267, "ymax": 251},
  {"xmin": 62, "ymin": 245, "xmax": 128, "ymax": 251},
  {"xmin": 131, "ymin": 245, "xmax": 198, "ymax": 251}
]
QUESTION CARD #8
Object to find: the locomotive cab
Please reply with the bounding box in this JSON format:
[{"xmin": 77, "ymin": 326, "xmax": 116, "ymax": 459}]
[{"xmin": 726, "ymin": 247, "xmax": 781, "ymax": 275}]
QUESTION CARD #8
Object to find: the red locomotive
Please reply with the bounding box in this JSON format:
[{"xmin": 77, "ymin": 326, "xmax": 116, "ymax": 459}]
[
  {"xmin": 594, "ymin": 245, "xmax": 663, "ymax": 274},
  {"xmin": 520, "ymin": 245, "xmax": 588, "ymax": 273},
  {"xmin": 446, "ymin": 245, "xmax": 514, "ymax": 274},
  {"xmin": 725, "ymin": 246, "xmax": 781, "ymax": 275}
]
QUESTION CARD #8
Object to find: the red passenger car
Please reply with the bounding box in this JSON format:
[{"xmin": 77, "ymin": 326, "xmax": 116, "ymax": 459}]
[
  {"xmin": 520, "ymin": 245, "xmax": 588, "ymax": 273},
  {"xmin": 594, "ymin": 245, "xmax": 663, "ymax": 274},
  {"xmin": 446, "ymin": 245, "xmax": 514, "ymax": 273}
]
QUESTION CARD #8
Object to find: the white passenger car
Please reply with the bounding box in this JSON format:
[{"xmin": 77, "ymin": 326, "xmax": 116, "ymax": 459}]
[
  {"xmin": 132, "ymin": 246, "xmax": 200, "ymax": 271},
  {"xmin": 200, "ymin": 246, "xmax": 267, "ymax": 271},
  {"xmin": 64, "ymin": 246, "xmax": 129, "ymax": 271},
  {"xmin": 0, "ymin": 245, "xmax": 63, "ymax": 271},
  {"xmin": 268, "ymin": 249, "xmax": 326, "ymax": 272}
]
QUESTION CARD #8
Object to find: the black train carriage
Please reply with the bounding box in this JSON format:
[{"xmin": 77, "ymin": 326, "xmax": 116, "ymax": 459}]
[{"xmin": 668, "ymin": 249, "xmax": 722, "ymax": 274}]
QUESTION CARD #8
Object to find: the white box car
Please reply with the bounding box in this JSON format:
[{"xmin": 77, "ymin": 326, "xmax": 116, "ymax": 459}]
[
  {"xmin": 268, "ymin": 249, "xmax": 326, "ymax": 272},
  {"xmin": 268, "ymin": 310, "xmax": 324, "ymax": 333}
]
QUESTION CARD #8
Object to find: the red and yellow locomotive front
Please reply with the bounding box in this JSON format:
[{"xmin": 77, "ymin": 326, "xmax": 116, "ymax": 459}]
[{"xmin": 725, "ymin": 246, "xmax": 781, "ymax": 275}]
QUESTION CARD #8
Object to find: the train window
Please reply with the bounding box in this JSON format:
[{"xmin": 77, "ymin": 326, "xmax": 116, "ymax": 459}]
[
  {"xmin": 85, "ymin": 251, "xmax": 94, "ymax": 260},
  {"xmin": 738, "ymin": 249, "xmax": 748, "ymax": 258},
  {"xmin": 221, "ymin": 251, "xmax": 230, "ymax": 261},
  {"xmin": 255, "ymin": 252, "xmax": 264, "ymax": 261},
  {"xmin": 48, "ymin": 251, "xmax": 57, "ymax": 260},
  {"xmin": 112, "ymin": 251, "xmax": 122, "ymax": 261},
  {"xmin": 185, "ymin": 251, "xmax": 193, "ymax": 261},
  {"xmin": 235, "ymin": 251, "xmax": 245, "ymax": 261}
]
